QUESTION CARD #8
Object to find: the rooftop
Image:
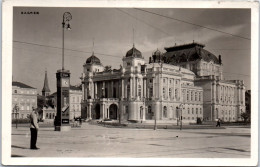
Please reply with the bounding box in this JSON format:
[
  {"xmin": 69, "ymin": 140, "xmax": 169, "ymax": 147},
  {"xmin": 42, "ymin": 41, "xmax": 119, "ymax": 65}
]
[{"xmin": 12, "ymin": 81, "xmax": 36, "ymax": 89}]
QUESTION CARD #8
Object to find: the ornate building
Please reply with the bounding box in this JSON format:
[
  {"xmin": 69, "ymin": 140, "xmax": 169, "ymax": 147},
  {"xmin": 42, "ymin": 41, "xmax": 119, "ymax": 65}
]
[{"xmin": 81, "ymin": 42, "xmax": 245, "ymax": 123}]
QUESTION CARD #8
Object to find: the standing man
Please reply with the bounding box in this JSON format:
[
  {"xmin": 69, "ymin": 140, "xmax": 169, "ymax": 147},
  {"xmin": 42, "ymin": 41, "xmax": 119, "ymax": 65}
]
[{"xmin": 30, "ymin": 106, "xmax": 39, "ymax": 150}]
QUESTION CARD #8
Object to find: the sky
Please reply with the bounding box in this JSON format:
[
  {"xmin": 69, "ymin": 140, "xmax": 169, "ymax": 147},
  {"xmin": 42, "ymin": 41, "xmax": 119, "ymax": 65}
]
[{"xmin": 13, "ymin": 7, "xmax": 251, "ymax": 94}]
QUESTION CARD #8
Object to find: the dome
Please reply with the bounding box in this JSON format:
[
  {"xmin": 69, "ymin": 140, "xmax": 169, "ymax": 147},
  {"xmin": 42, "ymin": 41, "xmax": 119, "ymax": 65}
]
[
  {"xmin": 125, "ymin": 45, "xmax": 143, "ymax": 58},
  {"xmin": 86, "ymin": 53, "xmax": 102, "ymax": 65},
  {"xmin": 153, "ymin": 48, "xmax": 162, "ymax": 56}
]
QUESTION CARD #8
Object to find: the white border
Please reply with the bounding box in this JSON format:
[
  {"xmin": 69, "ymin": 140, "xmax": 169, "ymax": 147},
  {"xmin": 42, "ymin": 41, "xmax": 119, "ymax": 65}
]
[{"xmin": 2, "ymin": 0, "xmax": 259, "ymax": 166}]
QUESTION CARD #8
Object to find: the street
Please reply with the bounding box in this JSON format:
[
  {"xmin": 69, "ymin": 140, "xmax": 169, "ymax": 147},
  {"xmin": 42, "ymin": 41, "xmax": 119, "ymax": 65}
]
[{"xmin": 11, "ymin": 123, "xmax": 250, "ymax": 158}]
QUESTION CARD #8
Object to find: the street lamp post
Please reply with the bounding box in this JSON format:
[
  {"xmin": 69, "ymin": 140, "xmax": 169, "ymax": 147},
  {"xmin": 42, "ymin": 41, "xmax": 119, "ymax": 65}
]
[
  {"xmin": 13, "ymin": 104, "xmax": 19, "ymax": 129},
  {"xmin": 62, "ymin": 12, "xmax": 72, "ymax": 71}
]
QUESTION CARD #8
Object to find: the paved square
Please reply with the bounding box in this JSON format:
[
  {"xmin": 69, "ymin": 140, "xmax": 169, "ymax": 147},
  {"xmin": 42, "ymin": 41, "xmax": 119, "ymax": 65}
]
[{"xmin": 11, "ymin": 123, "xmax": 250, "ymax": 158}]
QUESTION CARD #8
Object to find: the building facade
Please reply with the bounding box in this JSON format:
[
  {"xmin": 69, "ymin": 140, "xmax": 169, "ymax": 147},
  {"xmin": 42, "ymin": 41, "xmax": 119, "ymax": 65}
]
[
  {"xmin": 12, "ymin": 81, "xmax": 37, "ymax": 119},
  {"xmin": 81, "ymin": 42, "xmax": 246, "ymax": 123},
  {"xmin": 164, "ymin": 42, "xmax": 245, "ymax": 122}
]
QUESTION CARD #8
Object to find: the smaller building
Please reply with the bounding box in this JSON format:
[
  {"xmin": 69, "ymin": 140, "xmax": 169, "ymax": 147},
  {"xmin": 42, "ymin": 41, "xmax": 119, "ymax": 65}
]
[
  {"xmin": 12, "ymin": 81, "xmax": 37, "ymax": 119},
  {"xmin": 42, "ymin": 106, "xmax": 56, "ymax": 120}
]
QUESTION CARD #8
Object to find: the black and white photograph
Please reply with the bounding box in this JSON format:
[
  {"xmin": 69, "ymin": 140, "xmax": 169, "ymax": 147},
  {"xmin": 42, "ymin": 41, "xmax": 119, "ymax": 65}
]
[{"xmin": 2, "ymin": 0, "xmax": 258, "ymax": 166}]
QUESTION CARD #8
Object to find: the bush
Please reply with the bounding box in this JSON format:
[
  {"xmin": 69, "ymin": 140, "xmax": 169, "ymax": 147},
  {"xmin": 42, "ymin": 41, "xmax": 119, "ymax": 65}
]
[{"xmin": 12, "ymin": 118, "xmax": 30, "ymax": 124}]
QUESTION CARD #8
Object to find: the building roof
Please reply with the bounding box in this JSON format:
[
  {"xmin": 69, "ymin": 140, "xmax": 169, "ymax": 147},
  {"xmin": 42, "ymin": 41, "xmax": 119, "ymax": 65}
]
[
  {"xmin": 164, "ymin": 42, "xmax": 221, "ymax": 65},
  {"xmin": 86, "ymin": 53, "xmax": 102, "ymax": 65},
  {"xmin": 125, "ymin": 45, "xmax": 143, "ymax": 58},
  {"xmin": 42, "ymin": 71, "xmax": 51, "ymax": 92},
  {"xmin": 12, "ymin": 81, "xmax": 36, "ymax": 89}
]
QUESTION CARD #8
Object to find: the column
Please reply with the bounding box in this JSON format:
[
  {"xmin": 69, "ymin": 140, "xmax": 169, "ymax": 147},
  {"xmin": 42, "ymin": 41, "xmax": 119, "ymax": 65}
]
[
  {"xmin": 124, "ymin": 79, "xmax": 127, "ymax": 98},
  {"xmin": 121, "ymin": 79, "xmax": 124, "ymax": 99},
  {"xmin": 89, "ymin": 104, "xmax": 92, "ymax": 119},
  {"xmin": 173, "ymin": 79, "xmax": 175, "ymax": 100},
  {"xmin": 111, "ymin": 81, "xmax": 114, "ymax": 98},
  {"xmin": 130, "ymin": 77, "xmax": 133, "ymax": 98},
  {"xmin": 143, "ymin": 78, "xmax": 147, "ymax": 98},
  {"xmin": 95, "ymin": 82, "xmax": 97, "ymax": 98},
  {"xmin": 167, "ymin": 78, "xmax": 169, "ymax": 100},
  {"xmin": 136, "ymin": 77, "xmax": 138, "ymax": 98},
  {"xmin": 133, "ymin": 77, "xmax": 136, "ymax": 97},
  {"xmin": 102, "ymin": 82, "xmax": 105, "ymax": 97},
  {"xmin": 91, "ymin": 82, "xmax": 94, "ymax": 99}
]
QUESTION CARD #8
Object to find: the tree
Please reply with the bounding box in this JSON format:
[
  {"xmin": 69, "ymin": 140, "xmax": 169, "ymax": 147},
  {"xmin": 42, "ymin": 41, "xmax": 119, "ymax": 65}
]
[{"xmin": 241, "ymin": 112, "xmax": 250, "ymax": 123}]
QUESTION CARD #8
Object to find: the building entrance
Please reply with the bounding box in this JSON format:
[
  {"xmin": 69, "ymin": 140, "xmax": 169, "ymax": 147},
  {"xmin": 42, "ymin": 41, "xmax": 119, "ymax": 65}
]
[
  {"xmin": 109, "ymin": 104, "xmax": 117, "ymax": 119},
  {"xmin": 94, "ymin": 104, "xmax": 100, "ymax": 119}
]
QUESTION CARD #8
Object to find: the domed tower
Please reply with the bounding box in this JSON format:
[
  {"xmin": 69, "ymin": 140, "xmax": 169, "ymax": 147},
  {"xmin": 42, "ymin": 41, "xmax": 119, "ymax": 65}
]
[
  {"xmin": 83, "ymin": 52, "xmax": 104, "ymax": 74},
  {"xmin": 122, "ymin": 44, "xmax": 145, "ymax": 68},
  {"xmin": 151, "ymin": 48, "xmax": 163, "ymax": 63}
]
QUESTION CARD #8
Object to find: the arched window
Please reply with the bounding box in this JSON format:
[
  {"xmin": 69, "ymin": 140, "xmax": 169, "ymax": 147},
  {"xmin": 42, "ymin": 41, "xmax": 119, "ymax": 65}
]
[
  {"xmin": 46, "ymin": 113, "xmax": 48, "ymax": 118},
  {"xmin": 163, "ymin": 106, "xmax": 167, "ymax": 118}
]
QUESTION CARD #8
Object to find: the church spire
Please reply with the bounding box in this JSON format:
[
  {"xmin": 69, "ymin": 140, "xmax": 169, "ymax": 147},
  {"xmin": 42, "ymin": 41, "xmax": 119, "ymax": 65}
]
[{"xmin": 42, "ymin": 70, "xmax": 51, "ymax": 96}]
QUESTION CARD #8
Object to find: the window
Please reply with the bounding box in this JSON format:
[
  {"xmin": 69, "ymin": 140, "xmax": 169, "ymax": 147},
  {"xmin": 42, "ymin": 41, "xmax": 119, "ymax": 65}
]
[
  {"xmin": 169, "ymin": 88, "xmax": 172, "ymax": 98},
  {"xmin": 14, "ymin": 90, "xmax": 17, "ymax": 93},
  {"xmin": 163, "ymin": 88, "xmax": 166, "ymax": 98},
  {"xmin": 149, "ymin": 87, "xmax": 153, "ymax": 97},
  {"xmin": 200, "ymin": 108, "xmax": 202, "ymax": 114},
  {"xmin": 196, "ymin": 108, "xmax": 198, "ymax": 114},
  {"xmin": 46, "ymin": 113, "xmax": 48, "ymax": 118},
  {"xmin": 192, "ymin": 108, "xmax": 194, "ymax": 114},
  {"xmin": 187, "ymin": 91, "xmax": 189, "ymax": 101},
  {"xmin": 72, "ymin": 97, "xmax": 75, "ymax": 102},
  {"xmin": 175, "ymin": 89, "xmax": 178, "ymax": 99},
  {"xmin": 188, "ymin": 108, "xmax": 190, "ymax": 114},
  {"xmin": 163, "ymin": 78, "xmax": 166, "ymax": 83},
  {"xmin": 169, "ymin": 80, "xmax": 172, "ymax": 84},
  {"xmin": 191, "ymin": 91, "xmax": 193, "ymax": 101},
  {"xmin": 150, "ymin": 79, "xmax": 153, "ymax": 83},
  {"xmin": 148, "ymin": 106, "xmax": 152, "ymax": 114},
  {"xmin": 138, "ymin": 85, "xmax": 141, "ymax": 97},
  {"xmin": 77, "ymin": 97, "xmax": 79, "ymax": 102},
  {"xmin": 199, "ymin": 92, "xmax": 201, "ymax": 101},
  {"xmin": 127, "ymin": 62, "xmax": 131, "ymax": 66},
  {"xmin": 195, "ymin": 92, "xmax": 197, "ymax": 101}
]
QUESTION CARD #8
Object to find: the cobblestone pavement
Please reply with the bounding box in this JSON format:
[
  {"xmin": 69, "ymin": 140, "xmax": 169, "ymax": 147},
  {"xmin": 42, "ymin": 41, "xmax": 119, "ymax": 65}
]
[{"xmin": 11, "ymin": 123, "xmax": 250, "ymax": 158}]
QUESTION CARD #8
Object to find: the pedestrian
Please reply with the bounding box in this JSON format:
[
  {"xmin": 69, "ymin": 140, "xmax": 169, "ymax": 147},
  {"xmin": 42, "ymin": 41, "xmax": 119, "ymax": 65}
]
[
  {"xmin": 30, "ymin": 106, "xmax": 39, "ymax": 150},
  {"xmin": 216, "ymin": 118, "xmax": 221, "ymax": 127},
  {"xmin": 79, "ymin": 117, "xmax": 82, "ymax": 125}
]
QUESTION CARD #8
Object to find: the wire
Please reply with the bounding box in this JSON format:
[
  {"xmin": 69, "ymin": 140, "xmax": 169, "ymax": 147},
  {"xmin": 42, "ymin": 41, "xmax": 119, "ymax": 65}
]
[
  {"xmin": 116, "ymin": 8, "xmax": 185, "ymax": 44},
  {"xmin": 13, "ymin": 40, "xmax": 122, "ymax": 58},
  {"xmin": 134, "ymin": 8, "xmax": 251, "ymax": 41}
]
